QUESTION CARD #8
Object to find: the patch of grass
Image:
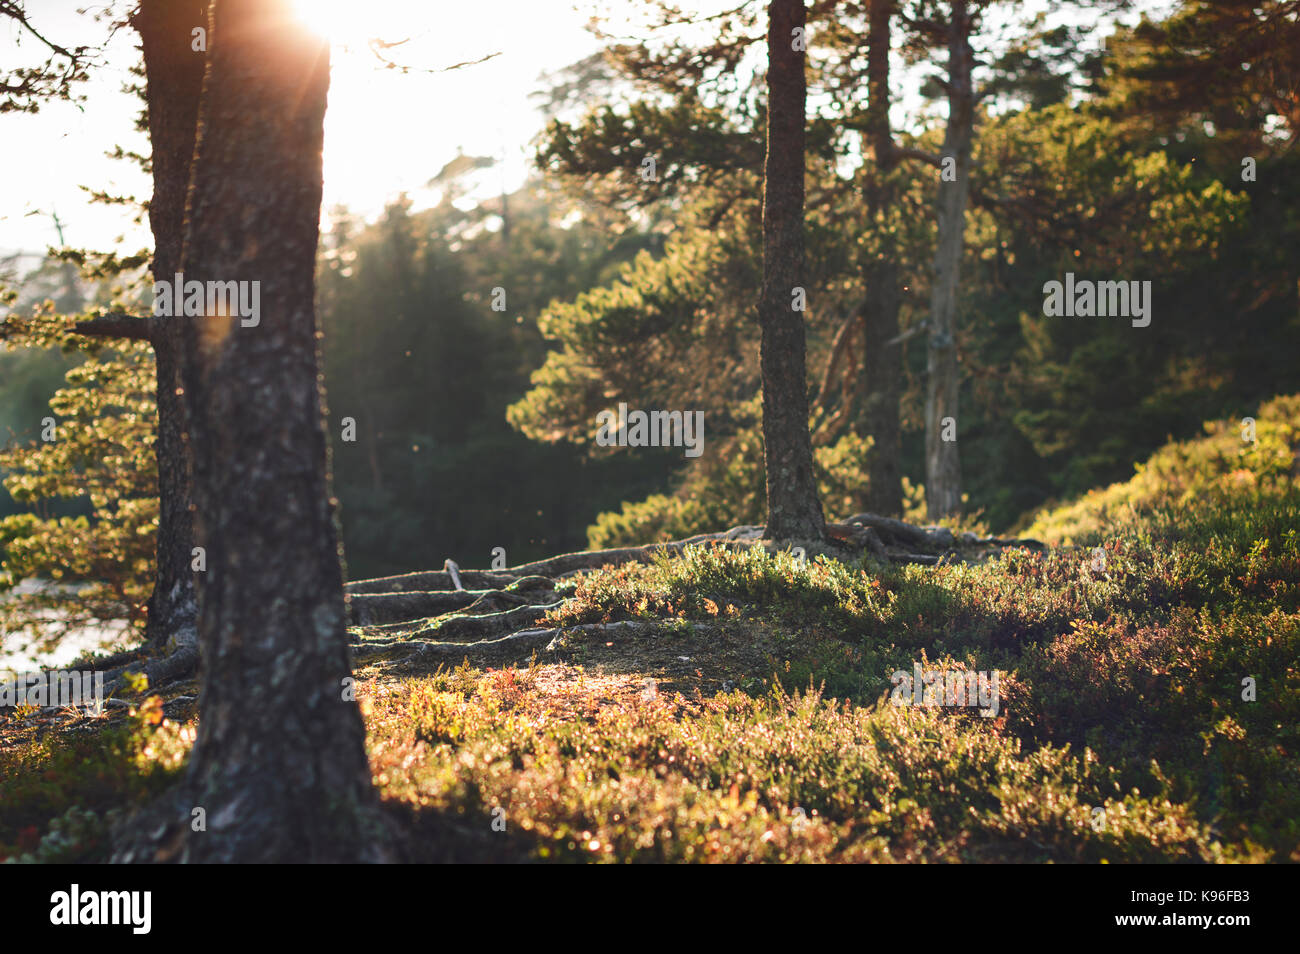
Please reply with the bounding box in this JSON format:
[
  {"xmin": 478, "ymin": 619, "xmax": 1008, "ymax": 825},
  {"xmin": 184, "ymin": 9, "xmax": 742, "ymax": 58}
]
[
  {"xmin": 4, "ymin": 398, "xmax": 1298, "ymax": 862},
  {"xmin": 366, "ymin": 678, "xmax": 1236, "ymax": 862},
  {"xmin": 0, "ymin": 697, "xmax": 194, "ymax": 862},
  {"xmin": 1024, "ymin": 393, "xmax": 1300, "ymax": 545}
]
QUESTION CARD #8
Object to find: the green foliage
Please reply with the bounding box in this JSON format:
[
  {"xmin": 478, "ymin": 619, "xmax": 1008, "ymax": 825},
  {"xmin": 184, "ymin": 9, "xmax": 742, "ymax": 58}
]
[
  {"xmin": 585, "ymin": 426, "xmax": 874, "ymax": 548},
  {"xmin": 587, "ymin": 493, "xmax": 713, "ymax": 551},
  {"xmin": 517, "ymin": 7, "xmax": 1299, "ymax": 536},
  {"xmin": 318, "ymin": 184, "xmax": 673, "ymax": 577},
  {"xmin": 1025, "ymin": 393, "xmax": 1300, "ymax": 544},
  {"xmin": 503, "ymin": 403, "xmax": 1299, "ymax": 859},
  {"xmin": 538, "ymin": 94, "xmax": 766, "ymax": 212},
  {"xmin": 0, "ymin": 311, "xmax": 156, "ymax": 652},
  {"xmin": 958, "ymin": 101, "xmax": 1261, "ymax": 521},
  {"xmin": 7, "ymin": 399, "xmax": 1298, "ymax": 861},
  {"xmin": 372, "ymin": 679, "xmax": 1232, "ymax": 862},
  {"xmin": 0, "ymin": 698, "xmax": 192, "ymax": 862},
  {"xmin": 507, "ymin": 195, "xmax": 765, "ymax": 448}
]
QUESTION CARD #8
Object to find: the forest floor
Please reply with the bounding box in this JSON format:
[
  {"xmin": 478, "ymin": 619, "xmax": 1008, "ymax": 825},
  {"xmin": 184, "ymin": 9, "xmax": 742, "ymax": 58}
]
[{"xmin": 1, "ymin": 395, "xmax": 1297, "ymax": 862}]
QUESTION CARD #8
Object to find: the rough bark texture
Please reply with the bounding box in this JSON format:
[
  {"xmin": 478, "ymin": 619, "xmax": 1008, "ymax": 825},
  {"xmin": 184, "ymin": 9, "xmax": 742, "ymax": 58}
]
[
  {"xmin": 857, "ymin": 0, "xmax": 903, "ymax": 517},
  {"xmin": 175, "ymin": 0, "xmax": 388, "ymax": 863},
  {"xmin": 924, "ymin": 0, "xmax": 975, "ymax": 521},
  {"xmin": 759, "ymin": 0, "xmax": 827, "ymax": 542},
  {"xmin": 113, "ymin": 0, "xmax": 207, "ymax": 654},
  {"xmin": 859, "ymin": 261, "xmax": 902, "ymax": 516}
]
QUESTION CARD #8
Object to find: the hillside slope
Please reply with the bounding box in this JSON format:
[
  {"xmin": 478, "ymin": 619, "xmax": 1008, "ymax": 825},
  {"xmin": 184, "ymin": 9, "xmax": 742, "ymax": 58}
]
[{"xmin": 3, "ymin": 397, "xmax": 1297, "ymax": 862}]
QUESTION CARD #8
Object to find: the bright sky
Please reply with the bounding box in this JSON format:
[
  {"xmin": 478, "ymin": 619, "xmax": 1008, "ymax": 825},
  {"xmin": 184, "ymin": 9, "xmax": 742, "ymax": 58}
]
[{"xmin": 0, "ymin": 0, "xmax": 614, "ymax": 260}]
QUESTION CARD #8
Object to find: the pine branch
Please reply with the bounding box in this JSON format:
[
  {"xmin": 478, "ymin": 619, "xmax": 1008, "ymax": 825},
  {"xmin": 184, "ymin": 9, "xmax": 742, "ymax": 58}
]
[{"xmin": 72, "ymin": 312, "xmax": 155, "ymax": 342}]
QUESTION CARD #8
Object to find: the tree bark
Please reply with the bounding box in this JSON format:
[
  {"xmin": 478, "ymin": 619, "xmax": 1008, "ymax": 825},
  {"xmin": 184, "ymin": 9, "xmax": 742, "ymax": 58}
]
[
  {"xmin": 759, "ymin": 0, "xmax": 826, "ymax": 542},
  {"xmin": 924, "ymin": 0, "xmax": 974, "ymax": 521},
  {"xmin": 176, "ymin": 0, "xmax": 388, "ymax": 863},
  {"xmin": 859, "ymin": 260, "xmax": 903, "ymax": 515},
  {"xmin": 94, "ymin": 0, "xmax": 207, "ymax": 655},
  {"xmin": 858, "ymin": 0, "xmax": 903, "ymax": 517}
]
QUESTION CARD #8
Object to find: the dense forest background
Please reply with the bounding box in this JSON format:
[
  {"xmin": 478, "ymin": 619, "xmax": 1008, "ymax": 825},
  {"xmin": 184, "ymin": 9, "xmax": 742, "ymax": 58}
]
[{"xmin": 2, "ymin": 0, "xmax": 1297, "ymax": 584}]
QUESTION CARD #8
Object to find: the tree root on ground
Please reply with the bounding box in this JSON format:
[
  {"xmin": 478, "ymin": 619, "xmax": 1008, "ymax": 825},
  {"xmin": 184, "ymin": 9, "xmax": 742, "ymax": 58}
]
[
  {"xmin": 347, "ymin": 582, "xmax": 555, "ymax": 626},
  {"xmin": 4, "ymin": 514, "xmax": 1045, "ymax": 708},
  {"xmin": 363, "ymin": 619, "xmax": 714, "ymax": 669},
  {"xmin": 336, "ymin": 515, "xmax": 1050, "ymax": 669},
  {"xmin": 397, "ymin": 600, "xmax": 566, "ymax": 642},
  {"xmin": 345, "ymin": 569, "xmax": 520, "ymax": 595}
]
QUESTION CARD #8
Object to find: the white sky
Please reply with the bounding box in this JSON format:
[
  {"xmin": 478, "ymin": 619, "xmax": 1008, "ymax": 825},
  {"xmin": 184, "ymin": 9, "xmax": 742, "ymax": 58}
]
[{"xmin": 0, "ymin": 0, "xmax": 613, "ymax": 258}]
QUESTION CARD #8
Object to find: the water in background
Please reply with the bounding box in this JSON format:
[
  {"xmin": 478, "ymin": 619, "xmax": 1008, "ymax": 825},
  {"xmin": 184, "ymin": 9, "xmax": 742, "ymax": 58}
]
[{"xmin": 0, "ymin": 578, "xmax": 133, "ymax": 671}]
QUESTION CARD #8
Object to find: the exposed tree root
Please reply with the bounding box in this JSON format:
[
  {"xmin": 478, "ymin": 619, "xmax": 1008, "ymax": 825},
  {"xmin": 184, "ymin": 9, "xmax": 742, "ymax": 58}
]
[
  {"xmin": 499, "ymin": 526, "xmax": 781, "ymax": 578},
  {"xmin": 24, "ymin": 515, "xmax": 1047, "ymax": 710},
  {"xmin": 346, "ymin": 580, "xmax": 555, "ymax": 626},
  {"xmin": 843, "ymin": 512, "xmax": 949, "ymax": 547},
  {"xmin": 362, "ymin": 626, "xmax": 559, "ymax": 666},
  {"xmin": 336, "ymin": 514, "xmax": 1050, "ymax": 670},
  {"xmin": 62, "ymin": 644, "xmax": 202, "ymax": 701},
  {"xmin": 345, "ymin": 569, "xmax": 519, "ymax": 595},
  {"xmin": 398, "ymin": 600, "xmax": 565, "ymax": 642},
  {"xmin": 366, "ymin": 619, "xmax": 713, "ymax": 669}
]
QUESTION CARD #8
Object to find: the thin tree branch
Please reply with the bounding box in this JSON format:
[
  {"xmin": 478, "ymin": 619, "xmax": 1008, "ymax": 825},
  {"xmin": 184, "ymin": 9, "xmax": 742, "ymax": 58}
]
[
  {"xmin": 885, "ymin": 320, "xmax": 926, "ymax": 347},
  {"xmin": 812, "ymin": 310, "xmax": 860, "ymax": 413},
  {"xmin": 894, "ymin": 146, "xmax": 943, "ymax": 168},
  {"xmin": 367, "ymin": 40, "xmax": 501, "ymax": 74},
  {"xmin": 72, "ymin": 312, "xmax": 155, "ymax": 342}
]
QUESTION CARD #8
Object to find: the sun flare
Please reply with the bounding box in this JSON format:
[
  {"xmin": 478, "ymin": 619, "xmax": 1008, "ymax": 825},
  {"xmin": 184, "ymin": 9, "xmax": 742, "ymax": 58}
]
[{"xmin": 287, "ymin": 0, "xmax": 415, "ymax": 44}]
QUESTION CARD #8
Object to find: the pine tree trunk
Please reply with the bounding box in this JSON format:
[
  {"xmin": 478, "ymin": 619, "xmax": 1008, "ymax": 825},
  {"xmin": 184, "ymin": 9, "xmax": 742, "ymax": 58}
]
[
  {"xmin": 759, "ymin": 0, "xmax": 826, "ymax": 542},
  {"xmin": 858, "ymin": 0, "xmax": 903, "ymax": 518},
  {"xmin": 176, "ymin": 0, "xmax": 388, "ymax": 863},
  {"xmin": 133, "ymin": 0, "xmax": 205, "ymax": 654},
  {"xmin": 924, "ymin": 0, "xmax": 974, "ymax": 521},
  {"xmin": 859, "ymin": 260, "xmax": 903, "ymax": 516}
]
